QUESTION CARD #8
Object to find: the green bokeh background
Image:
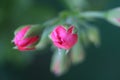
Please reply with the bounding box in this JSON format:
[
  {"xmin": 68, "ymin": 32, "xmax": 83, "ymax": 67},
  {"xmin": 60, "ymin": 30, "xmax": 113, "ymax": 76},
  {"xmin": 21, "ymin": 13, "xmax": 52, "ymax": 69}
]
[{"xmin": 0, "ymin": 0, "xmax": 120, "ymax": 80}]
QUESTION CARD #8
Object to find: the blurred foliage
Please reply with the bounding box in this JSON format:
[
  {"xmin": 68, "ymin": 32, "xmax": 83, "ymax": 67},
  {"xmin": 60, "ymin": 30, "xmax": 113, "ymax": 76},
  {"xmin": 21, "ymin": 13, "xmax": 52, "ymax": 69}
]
[{"xmin": 0, "ymin": 0, "xmax": 120, "ymax": 80}]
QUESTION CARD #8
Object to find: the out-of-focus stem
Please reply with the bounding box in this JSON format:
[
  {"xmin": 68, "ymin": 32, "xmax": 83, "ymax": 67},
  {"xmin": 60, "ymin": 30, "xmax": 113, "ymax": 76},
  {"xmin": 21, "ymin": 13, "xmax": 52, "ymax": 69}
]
[{"xmin": 80, "ymin": 11, "xmax": 106, "ymax": 19}]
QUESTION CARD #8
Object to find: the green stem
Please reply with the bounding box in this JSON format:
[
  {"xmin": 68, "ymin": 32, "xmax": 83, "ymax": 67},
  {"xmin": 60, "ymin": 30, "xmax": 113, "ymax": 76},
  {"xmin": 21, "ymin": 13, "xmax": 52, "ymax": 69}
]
[
  {"xmin": 43, "ymin": 18, "xmax": 59, "ymax": 27},
  {"xmin": 80, "ymin": 11, "xmax": 105, "ymax": 19}
]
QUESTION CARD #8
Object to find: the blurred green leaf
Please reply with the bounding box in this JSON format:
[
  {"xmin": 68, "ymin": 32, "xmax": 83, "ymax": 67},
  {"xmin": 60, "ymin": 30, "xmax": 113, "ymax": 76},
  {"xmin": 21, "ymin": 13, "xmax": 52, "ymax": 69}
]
[{"xmin": 63, "ymin": 0, "xmax": 89, "ymax": 11}]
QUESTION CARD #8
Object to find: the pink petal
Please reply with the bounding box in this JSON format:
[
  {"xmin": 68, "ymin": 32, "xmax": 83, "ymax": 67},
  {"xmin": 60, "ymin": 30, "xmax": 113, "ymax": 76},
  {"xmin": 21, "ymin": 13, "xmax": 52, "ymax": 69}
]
[
  {"xmin": 25, "ymin": 36, "xmax": 39, "ymax": 47},
  {"xmin": 62, "ymin": 34, "xmax": 78, "ymax": 49},
  {"xmin": 17, "ymin": 36, "xmax": 39, "ymax": 47},
  {"xmin": 50, "ymin": 25, "xmax": 78, "ymax": 49},
  {"xmin": 116, "ymin": 18, "xmax": 120, "ymax": 22},
  {"xmin": 13, "ymin": 26, "xmax": 30, "ymax": 44},
  {"xmin": 50, "ymin": 31, "xmax": 60, "ymax": 42},
  {"xmin": 53, "ymin": 42, "xmax": 64, "ymax": 48},
  {"xmin": 55, "ymin": 25, "xmax": 67, "ymax": 38},
  {"xmin": 50, "ymin": 25, "xmax": 67, "ymax": 42},
  {"xmin": 67, "ymin": 26, "xmax": 74, "ymax": 34},
  {"xmin": 18, "ymin": 46, "xmax": 35, "ymax": 51}
]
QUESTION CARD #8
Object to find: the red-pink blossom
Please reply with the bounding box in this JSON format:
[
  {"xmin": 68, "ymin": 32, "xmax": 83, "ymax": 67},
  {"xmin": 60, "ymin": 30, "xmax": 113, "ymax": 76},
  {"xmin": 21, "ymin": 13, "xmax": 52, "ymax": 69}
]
[
  {"xmin": 50, "ymin": 25, "xmax": 78, "ymax": 49},
  {"xmin": 13, "ymin": 26, "xmax": 39, "ymax": 51}
]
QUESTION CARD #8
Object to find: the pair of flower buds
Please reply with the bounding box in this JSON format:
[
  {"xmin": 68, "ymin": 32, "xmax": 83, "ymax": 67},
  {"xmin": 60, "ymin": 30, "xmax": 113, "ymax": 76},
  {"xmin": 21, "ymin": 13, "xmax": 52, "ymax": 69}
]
[
  {"xmin": 13, "ymin": 25, "xmax": 78, "ymax": 51},
  {"xmin": 12, "ymin": 7, "xmax": 120, "ymax": 51}
]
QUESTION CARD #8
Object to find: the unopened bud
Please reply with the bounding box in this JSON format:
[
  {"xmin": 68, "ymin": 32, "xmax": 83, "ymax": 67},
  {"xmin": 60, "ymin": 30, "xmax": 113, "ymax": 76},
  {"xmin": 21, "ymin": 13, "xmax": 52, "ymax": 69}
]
[
  {"xmin": 87, "ymin": 26, "xmax": 100, "ymax": 47},
  {"xmin": 13, "ymin": 25, "xmax": 42, "ymax": 51},
  {"xmin": 106, "ymin": 7, "xmax": 120, "ymax": 27},
  {"xmin": 50, "ymin": 49, "xmax": 70, "ymax": 76}
]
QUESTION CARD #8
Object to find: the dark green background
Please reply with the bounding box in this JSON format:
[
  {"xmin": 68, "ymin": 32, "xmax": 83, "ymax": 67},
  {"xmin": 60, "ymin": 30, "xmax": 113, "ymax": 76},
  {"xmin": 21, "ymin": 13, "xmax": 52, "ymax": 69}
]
[{"xmin": 0, "ymin": 0, "xmax": 120, "ymax": 80}]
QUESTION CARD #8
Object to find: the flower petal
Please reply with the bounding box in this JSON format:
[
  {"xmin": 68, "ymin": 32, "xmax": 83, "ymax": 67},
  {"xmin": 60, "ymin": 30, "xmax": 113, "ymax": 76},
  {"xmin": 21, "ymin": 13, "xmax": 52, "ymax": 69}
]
[
  {"xmin": 67, "ymin": 26, "xmax": 74, "ymax": 34},
  {"xmin": 18, "ymin": 46, "xmax": 35, "ymax": 51},
  {"xmin": 50, "ymin": 25, "xmax": 78, "ymax": 50},
  {"xmin": 62, "ymin": 34, "xmax": 78, "ymax": 49},
  {"xmin": 17, "ymin": 36, "xmax": 39, "ymax": 47},
  {"xmin": 55, "ymin": 25, "xmax": 67, "ymax": 38},
  {"xmin": 13, "ymin": 26, "xmax": 30, "ymax": 44}
]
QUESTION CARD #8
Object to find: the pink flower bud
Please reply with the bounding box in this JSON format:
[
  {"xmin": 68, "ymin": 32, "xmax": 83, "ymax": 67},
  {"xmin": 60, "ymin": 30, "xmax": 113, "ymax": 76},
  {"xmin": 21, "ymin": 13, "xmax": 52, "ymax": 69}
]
[
  {"xmin": 13, "ymin": 26, "xmax": 39, "ymax": 51},
  {"xmin": 50, "ymin": 25, "xmax": 78, "ymax": 49}
]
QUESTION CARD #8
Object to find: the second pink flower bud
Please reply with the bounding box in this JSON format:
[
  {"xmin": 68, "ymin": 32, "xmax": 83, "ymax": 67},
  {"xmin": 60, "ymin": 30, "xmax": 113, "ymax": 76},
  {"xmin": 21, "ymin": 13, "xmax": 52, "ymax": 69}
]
[{"xmin": 50, "ymin": 25, "xmax": 78, "ymax": 49}]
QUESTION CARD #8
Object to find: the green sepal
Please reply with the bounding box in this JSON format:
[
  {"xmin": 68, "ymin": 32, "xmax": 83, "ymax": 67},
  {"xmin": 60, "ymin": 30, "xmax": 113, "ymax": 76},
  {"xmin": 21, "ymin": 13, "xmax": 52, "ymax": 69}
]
[
  {"xmin": 35, "ymin": 25, "xmax": 56, "ymax": 49},
  {"xmin": 24, "ymin": 24, "xmax": 43, "ymax": 38}
]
